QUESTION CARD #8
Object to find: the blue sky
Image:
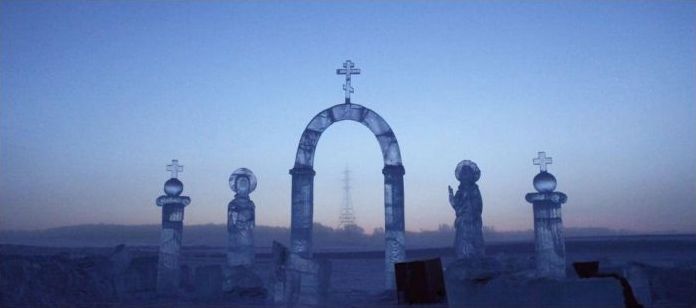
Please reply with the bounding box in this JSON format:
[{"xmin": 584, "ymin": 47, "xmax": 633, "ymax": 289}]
[{"xmin": 1, "ymin": 1, "xmax": 694, "ymax": 233}]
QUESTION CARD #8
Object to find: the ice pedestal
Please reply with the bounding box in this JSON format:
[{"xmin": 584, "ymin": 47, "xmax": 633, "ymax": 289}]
[
  {"xmin": 155, "ymin": 178, "xmax": 190, "ymax": 296},
  {"xmin": 526, "ymin": 191, "xmax": 567, "ymax": 279},
  {"xmin": 526, "ymin": 168, "xmax": 567, "ymax": 279}
]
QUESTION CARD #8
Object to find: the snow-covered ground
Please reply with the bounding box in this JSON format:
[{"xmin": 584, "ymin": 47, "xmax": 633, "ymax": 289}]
[{"xmin": 1, "ymin": 234, "xmax": 695, "ymax": 306}]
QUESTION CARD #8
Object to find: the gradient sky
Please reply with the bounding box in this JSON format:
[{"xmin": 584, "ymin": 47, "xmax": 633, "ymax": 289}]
[{"xmin": 1, "ymin": 1, "xmax": 694, "ymax": 233}]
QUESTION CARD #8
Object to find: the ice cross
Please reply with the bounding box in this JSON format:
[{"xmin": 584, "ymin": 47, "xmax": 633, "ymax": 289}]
[
  {"xmin": 336, "ymin": 60, "xmax": 361, "ymax": 104},
  {"xmin": 533, "ymin": 152, "xmax": 552, "ymax": 172},
  {"xmin": 167, "ymin": 159, "xmax": 183, "ymax": 178}
]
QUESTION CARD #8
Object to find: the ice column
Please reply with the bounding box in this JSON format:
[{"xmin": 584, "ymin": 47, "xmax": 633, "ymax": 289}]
[
  {"xmin": 289, "ymin": 166, "xmax": 316, "ymax": 258},
  {"xmin": 383, "ymin": 165, "xmax": 406, "ymax": 289},
  {"xmin": 155, "ymin": 159, "xmax": 191, "ymax": 295},
  {"xmin": 525, "ymin": 152, "xmax": 567, "ymax": 279},
  {"xmin": 227, "ymin": 168, "xmax": 258, "ymax": 267}
]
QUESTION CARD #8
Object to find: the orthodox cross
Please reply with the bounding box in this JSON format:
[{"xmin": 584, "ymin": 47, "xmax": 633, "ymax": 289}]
[
  {"xmin": 533, "ymin": 152, "xmax": 552, "ymax": 172},
  {"xmin": 167, "ymin": 159, "xmax": 183, "ymax": 178},
  {"xmin": 336, "ymin": 60, "xmax": 361, "ymax": 103}
]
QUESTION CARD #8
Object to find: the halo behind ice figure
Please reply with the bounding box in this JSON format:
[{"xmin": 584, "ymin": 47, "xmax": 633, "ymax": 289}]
[
  {"xmin": 229, "ymin": 168, "xmax": 257, "ymax": 194},
  {"xmin": 455, "ymin": 160, "xmax": 481, "ymax": 182}
]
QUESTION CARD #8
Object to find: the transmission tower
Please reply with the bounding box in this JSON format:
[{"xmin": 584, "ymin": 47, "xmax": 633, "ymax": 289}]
[{"xmin": 338, "ymin": 167, "xmax": 357, "ymax": 229}]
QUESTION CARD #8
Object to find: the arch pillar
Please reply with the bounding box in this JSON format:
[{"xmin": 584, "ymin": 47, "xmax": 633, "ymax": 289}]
[
  {"xmin": 383, "ymin": 164, "xmax": 406, "ymax": 289},
  {"xmin": 289, "ymin": 166, "xmax": 316, "ymax": 258}
]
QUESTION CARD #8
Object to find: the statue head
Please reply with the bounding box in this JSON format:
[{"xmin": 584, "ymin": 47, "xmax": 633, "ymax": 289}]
[
  {"xmin": 455, "ymin": 160, "xmax": 481, "ymax": 184},
  {"xmin": 229, "ymin": 167, "xmax": 257, "ymax": 197}
]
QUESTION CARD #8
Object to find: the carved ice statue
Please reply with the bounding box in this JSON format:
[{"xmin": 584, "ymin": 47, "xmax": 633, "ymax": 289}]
[
  {"xmin": 526, "ymin": 152, "xmax": 567, "ymax": 278},
  {"xmin": 448, "ymin": 160, "xmax": 485, "ymax": 259},
  {"xmin": 227, "ymin": 168, "xmax": 257, "ymax": 267},
  {"xmin": 155, "ymin": 159, "xmax": 190, "ymax": 296}
]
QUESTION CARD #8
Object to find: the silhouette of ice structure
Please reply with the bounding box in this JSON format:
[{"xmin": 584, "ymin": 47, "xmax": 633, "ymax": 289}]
[
  {"xmin": 226, "ymin": 168, "xmax": 257, "ymax": 267},
  {"xmin": 442, "ymin": 153, "xmax": 637, "ymax": 307},
  {"xmin": 526, "ymin": 151, "xmax": 568, "ymax": 278},
  {"xmin": 289, "ymin": 60, "xmax": 406, "ymax": 292},
  {"xmin": 155, "ymin": 159, "xmax": 191, "ymax": 296},
  {"xmin": 270, "ymin": 240, "xmax": 331, "ymax": 306},
  {"xmin": 221, "ymin": 168, "xmax": 267, "ymax": 298},
  {"xmin": 449, "ymin": 160, "xmax": 485, "ymax": 259},
  {"xmin": 5, "ymin": 61, "xmax": 696, "ymax": 308}
]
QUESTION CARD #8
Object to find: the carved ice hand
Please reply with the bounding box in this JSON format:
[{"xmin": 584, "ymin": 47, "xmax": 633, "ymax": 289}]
[{"xmin": 448, "ymin": 185, "xmax": 455, "ymax": 207}]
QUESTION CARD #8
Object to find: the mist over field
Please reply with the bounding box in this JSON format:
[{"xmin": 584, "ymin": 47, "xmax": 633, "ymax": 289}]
[{"xmin": 0, "ymin": 223, "xmax": 643, "ymax": 249}]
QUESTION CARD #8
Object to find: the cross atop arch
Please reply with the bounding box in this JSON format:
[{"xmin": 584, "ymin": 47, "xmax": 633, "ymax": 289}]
[{"xmin": 336, "ymin": 60, "xmax": 361, "ymax": 103}]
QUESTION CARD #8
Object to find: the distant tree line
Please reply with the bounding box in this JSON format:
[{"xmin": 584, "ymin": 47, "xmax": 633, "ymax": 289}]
[{"xmin": 0, "ymin": 223, "xmax": 635, "ymax": 249}]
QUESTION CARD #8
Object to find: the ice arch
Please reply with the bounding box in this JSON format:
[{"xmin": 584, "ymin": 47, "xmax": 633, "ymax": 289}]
[{"xmin": 289, "ymin": 103, "xmax": 406, "ymax": 289}]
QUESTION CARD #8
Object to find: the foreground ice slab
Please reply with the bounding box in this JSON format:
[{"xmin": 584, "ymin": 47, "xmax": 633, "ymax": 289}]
[
  {"xmin": 395, "ymin": 258, "xmax": 447, "ymax": 304},
  {"xmin": 271, "ymin": 241, "xmax": 331, "ymax": 306},
  {"xmin": 155, "ymin": 160, "xmax": 190, "ymax": 296},
  {"xmin": 445, "ymin": 258, "xmax": 623, "ymax": 307}
]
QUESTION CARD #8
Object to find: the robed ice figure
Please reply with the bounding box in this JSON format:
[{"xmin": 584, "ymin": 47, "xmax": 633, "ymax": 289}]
[
  {"xmin": 227, "ymin": 168, "xmax": 257, "ymax": 267},
  {"xmin": 448, "ymin": 160, "xmax": 485, "ymax": 259}
]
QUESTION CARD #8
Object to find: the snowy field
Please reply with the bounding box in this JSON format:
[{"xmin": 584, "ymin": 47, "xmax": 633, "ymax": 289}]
[{"xmin": 1, "ymin": 234, "xmax": 695, "ymax": 307}]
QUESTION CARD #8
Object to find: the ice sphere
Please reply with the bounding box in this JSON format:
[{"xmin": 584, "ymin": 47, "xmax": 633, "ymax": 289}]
[
  {"xmin": 164, "ymin": 178, "xmax": 183, "ymax": 196},
  {"xmin": 533, "ymin": 172, "xmax": 557, "ymax": 193}
]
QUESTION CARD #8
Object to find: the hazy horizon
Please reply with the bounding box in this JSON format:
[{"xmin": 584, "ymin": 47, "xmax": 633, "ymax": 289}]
[
  {"xmin": 1, "ymin": 1, "xmax": 694, "ymax": 233},
  {"xmin": 0, "ymin": 221, "xmax": 663, "ymax": 234},
  {"xmin": 4, "ymin": 222, "xmax": 682, "ymax": 250}
]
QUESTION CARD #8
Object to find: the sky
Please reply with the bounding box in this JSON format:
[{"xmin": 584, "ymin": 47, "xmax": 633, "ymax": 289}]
[{"xmin": 1, "ymin": 1, "xmax": 694, "ymax": 233}]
